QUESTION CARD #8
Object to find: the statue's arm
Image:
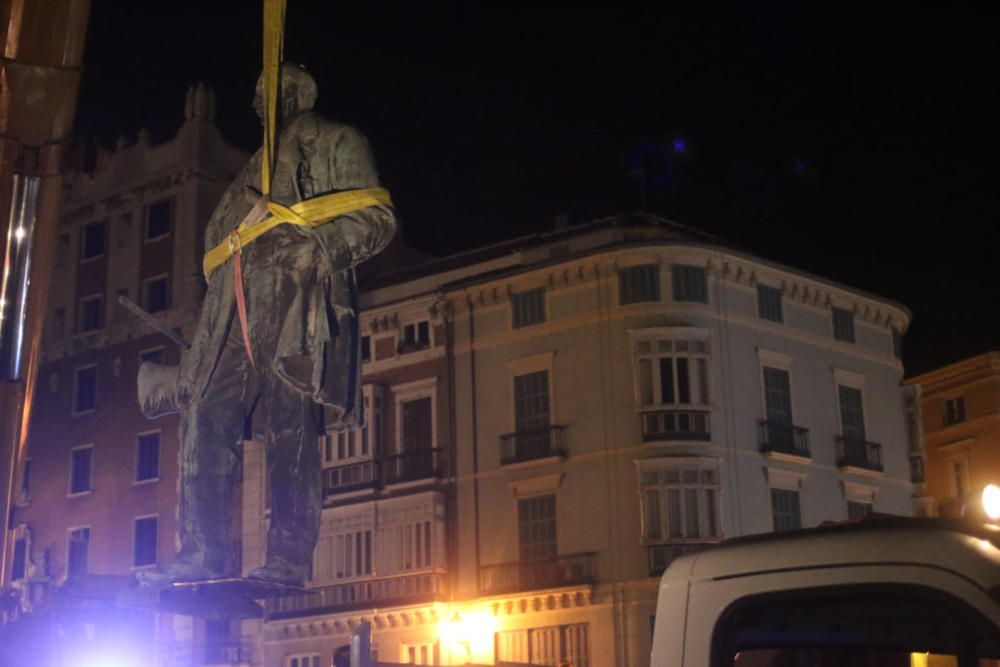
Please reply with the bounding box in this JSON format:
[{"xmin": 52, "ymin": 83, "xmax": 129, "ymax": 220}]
[{"xmin": 311, "ymin": 125, "xmax": 396, "ymax": 272}]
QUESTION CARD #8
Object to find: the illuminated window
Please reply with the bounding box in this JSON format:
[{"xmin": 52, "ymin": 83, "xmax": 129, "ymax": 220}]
[
  {"xmin": 756, "ymin": 283, "xmax": 783, "ymax": 323},
  {"xmin": 80, "ymin": 221, "xmax": 106, "ymax": 261},
  {"xmin": 67, "ymin": 527, "xmax": 90, "ymax": 576},
  {"xmin": 73, "ymin": 365, "xmax": 97, "ymax": 413},
  {"xmin": 496, "ymin": 623, "xmax": 589, "ymax": 667},
  {"xmin": 77, "ymin": 293, "xmax": 103, "ymax": 332},
  {"xmin": 832, "ymin": 307, "xmax": 855, "ymax": 343},
  {"xmin": 144, "ymin": 199, "xmax": 171, "ymax": 241},
  {"xmin": 672, "ymin": 264, "xmax": 708, "ymax": 303},
  {"xmin": 401, "ymin": 641, "xmax": 439, "ymax": 665},
  {"xmin": 136, "ymin": 432, "xmax": 160, "ymax": 482},
  {"xmin": 619, "ymin": 264, "xmax": 659, "ymax": 305},
  {"xmin": 143, "ymin": 275, "xmax": 170, "ymax": 313},
  {"xmin": 511, "ymin": 287, "xmax": 545, "ymax": 328},
  {"xmin": 770, "ymin": 488, "xmax": 801, "ymax": 532},
  {"xmin": 518, "ymin": 494, "xmax": 556, "ymax": 562},
  {"xmin": 69, "ymin": 446, "xmax": 93, "ymax": 495},
  {"xmin": 133, "ymin": 516, "xmax": 158, "ymax": 567}
]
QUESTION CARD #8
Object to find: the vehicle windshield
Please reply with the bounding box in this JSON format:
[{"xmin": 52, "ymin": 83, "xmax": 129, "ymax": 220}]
[{"xmin": 735, "ymin": 649, "xmax": 999, "ymax": 667}]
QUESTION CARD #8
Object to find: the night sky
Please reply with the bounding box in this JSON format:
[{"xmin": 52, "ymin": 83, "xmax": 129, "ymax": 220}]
[{"xmin": 74, "ymin": 3, "xmax": 999, "ymax": 376}]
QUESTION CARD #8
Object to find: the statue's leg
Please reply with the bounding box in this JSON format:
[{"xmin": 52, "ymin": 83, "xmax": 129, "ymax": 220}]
[
  {"xmin": 253, "ymin": 373, "xmax": 321, "ymax": 585},
  {"xmin": 173, "ymin": 324, "xmax": 249, "ymax": 578}
]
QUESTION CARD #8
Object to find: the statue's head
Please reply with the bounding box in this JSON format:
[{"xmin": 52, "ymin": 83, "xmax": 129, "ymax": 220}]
[{"xmin": 253, "ymin": 63, "xmax": 318, "ymax": 125}]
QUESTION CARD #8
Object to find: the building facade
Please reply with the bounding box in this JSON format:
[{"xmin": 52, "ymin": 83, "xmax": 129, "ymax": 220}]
[
  {"xmin": 905, "ymin": 352, "xmax": 1000, "ymax": 518},
  {"xmin": 253, "ymin": 215, "xmax": 914, "ymax": 667},
  {"xmin": 2, "ymin": 85, "xmax": 248, "ymax": 666}
]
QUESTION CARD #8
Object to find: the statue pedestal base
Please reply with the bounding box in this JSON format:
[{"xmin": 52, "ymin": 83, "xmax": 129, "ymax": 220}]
[{"xmin": 121, "ymin": 577, "xmax": 304, "ymax": 619}]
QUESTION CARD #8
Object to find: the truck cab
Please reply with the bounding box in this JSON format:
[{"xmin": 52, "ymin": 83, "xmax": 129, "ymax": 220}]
[{"xmin": 650, "ymin": 517, "xmax": 1000, "ymax": 666}]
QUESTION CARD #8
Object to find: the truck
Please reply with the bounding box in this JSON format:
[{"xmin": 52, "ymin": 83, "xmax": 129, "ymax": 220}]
[{"xmin": 650, "ymin": 516, "xmax": 1000, "ymax": 666}]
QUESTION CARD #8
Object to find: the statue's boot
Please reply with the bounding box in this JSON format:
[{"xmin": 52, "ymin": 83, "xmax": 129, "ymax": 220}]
[
  {"xmin": 136, "ymin": 559, "xmax": 224, "ymax": 587},
  {"xmin": 247, "ymin": 558, "xmax": 307, "ymax": 587}
]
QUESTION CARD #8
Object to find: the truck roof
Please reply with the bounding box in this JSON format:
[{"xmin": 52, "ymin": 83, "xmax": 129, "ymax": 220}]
[{"xmin": 664, "ymin": 516, "xmax": 1000, "ymax": 593}]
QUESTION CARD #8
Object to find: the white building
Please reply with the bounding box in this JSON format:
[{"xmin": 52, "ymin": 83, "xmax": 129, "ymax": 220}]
[{"xmin": 247, "ymin": 213, "xmax": 913, "ymax": 667}]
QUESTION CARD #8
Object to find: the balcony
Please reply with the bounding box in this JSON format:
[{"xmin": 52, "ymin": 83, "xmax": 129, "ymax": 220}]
[
  {"xmin": 758, "ymin": 421, "xmax": 810, "ymax": 458},
  {"xmin": 648, "ymin": 542, "xmax": 715, "ymax": 577},
  {"xmin": 382, "ymin": 447, "xmax": 444, "ymax": 485},
  {"xmin": 200, "ymin": 638, "xmax": 254, "ymax": 666},
  {"xmin": 478, "ymin": 552, "xmax": 597, "ymax": 595},
  {"xmin": 836, "ymin": 436, "xmax": 884, "ymax": 472},
  {"xmin": 500, "ymin": 425, "xmax": 566, "ymax": 465},
  {"xmin": 266, "ymin": 572, "xmax": 447, "ymax": 620},
  {"xmin": 322, "ymin": 459, "xmax": 380, "ymax": 497},
  {"xmin": 641, "ymin": 409, "xmax": 710, "ymax": 442}
]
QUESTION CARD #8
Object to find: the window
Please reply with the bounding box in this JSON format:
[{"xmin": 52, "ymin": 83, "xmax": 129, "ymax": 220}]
[
  {"xmin": 944, "ymin": 396, "xmax": 966, "ymax": 426},
  {"xmin": 892, "ymin": 326, "xmax": 903, "ymax": 359},
  {"xmin": 762, "ymin": 367, "xmax": 793, "ymax": 425},
  {"xmin": 11, "ymin": 537, "xmax": 26, "ymax": 580},
  {"xmin": 18, "ymin": 458, "xmax": 30, "ymax": 502},
  {"xmin": 133, "ymin": 516, "xmax": 158, "ymax": 567},
  {"xmin": 400, "ymin": 320, "xmax": 430, "ymax": 352},
  {"xmin": 323, "ymin": 385, "xmax": 383, "ymax": 466},
  {"xmin": 73, "ymin": 365, "xmax": 97, "ymax": 413},
  {"xmin": 77, "ymin": 294, "xmax": 103, "ymax": 332},
  {"xmin": 80, "ymin": 221, "xmax": 106, "ymax": 261},
  {"xmin": 619, "ymin": 264, "xmax": 660, "ymax": 305},
  {"xmin": 335, "ymin": 529, "xmax": 373, "ymax": 579},
  {"xmin": 837, "ymin": 385, "xmax": 866, "ymax": 441},
  {"xmin": 496, "ymin": 623, "xmax": 589, "ymax": 667},
  {"xmin": 287, "ymin": 655, "xmax": 320, "ymax": 667},
  {"xmin": 951, "ymin": 458, "xmax": 969, "ymax": 499},
  {"xmin": 67, "ymin": 527, "xmax": 90, "ymax": 576},
  {"xmin": 634, "ymin": 332, "xmax": 711, "ymax": 440},
  {"xmin": 144, "ymin": 199, "xmax": 171, "ymax": 240},
  {"xmin": 770, "ymin": 488, "xmax": 802, "ymax": 532},
  {"xmin": 361, "ymin": 334, "xmax": 371, "ymax": 363},
  {"xmin": 140, "ymin": 347, "xmax": 164, "ymax": 365},
  {"xmin": 514, "ymin": 370, "xmax": 550, "ymax": 433},
  {"xmin": 56, "ymin": 232, "xmax": 70, "ymax": 268},
  {"xmin": 672, "ymin": 264, "xmax": 708, "ymax": 303},
  {"xmin": 641, "ymin": 463, "xmax": 720, "ymax": 542},
  {"xmin": 847, "ymin": 500, "xmax": 872, "ymax": 520},
  {"xmin": 512, "ymin": 287, "xmax": 546, "ymax": 328},
  {"xmin": 136, "ymin": 432, "xmax": 160, "ymax": 482},
  {"xmin": 832, "ymin": 306, "xmax": 855, "ymax": 343},
  {"xmin": 69, "ymin": 446, "xmax": 93, "ymax": 495},
  {"xmin": 756, "ymin": 283, "xmax": 783, "ymax": 323},
  {"xmin": 518, "ymin": 494, "xmax": 556, "ymax": 561},
  {"xmin": 401, "ymin": 396, "xmax": 433, "ymax": 451},
  {"xmin": 401, "ymin": 641, "xmax": 439, "ymax": 665},
  {"xmin": 142, "ymin": 275, "xmax": 170, "ymax": 313}
]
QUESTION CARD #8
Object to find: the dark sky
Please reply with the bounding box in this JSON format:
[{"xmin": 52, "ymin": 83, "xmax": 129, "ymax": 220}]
[{"xmin": 75, "ymin": 2, "xmax": 999, "ymax": 376}]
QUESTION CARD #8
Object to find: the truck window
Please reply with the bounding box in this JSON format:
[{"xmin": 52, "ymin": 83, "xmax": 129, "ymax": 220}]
[{"xmin": 712, "ymin": 585, "xmax": 1000, "ymax": 667}]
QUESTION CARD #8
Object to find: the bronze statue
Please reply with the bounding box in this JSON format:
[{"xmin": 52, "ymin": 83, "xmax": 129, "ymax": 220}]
[{"xmin": 137, "ymin": 64, "xmax": 395, "ymax": 587}]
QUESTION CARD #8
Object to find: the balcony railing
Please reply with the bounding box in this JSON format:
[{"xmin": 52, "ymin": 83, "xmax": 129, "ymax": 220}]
[
  {"xmin": 478, "ymin": 552, "xmax": 597, "ymax": 595},
  {"xmin": 641, "ymin": 409, "xmax": 710, "ymax": 442},
  {"xmin": 758, "ymin": 421, "xmax": 810, "ymax": 458},
  {"xmin": 322, "ymin": 459, "xmax": 380, "ymax": 497},
  {"xmin": 266, "ymin": 572, "xmax": 447, "ymax": 620},
  {"xmin": 382, "ymin": 447, "xmax": 444, "ymax": 485},
  {"xmin": 500, "ymin": 425, "xmax": 566, "ymax": 465},
  {"xmin": 836, "ymin": 436, "xmax": 884, "ymax": 472},
  {"xmin": 648, "ymin": 542, "xmax": 715, "ymax": 577}
]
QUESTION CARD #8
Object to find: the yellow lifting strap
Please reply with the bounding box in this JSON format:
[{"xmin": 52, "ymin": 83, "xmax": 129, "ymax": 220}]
[
  {"xmin": 203, "ymin": 0, "xmax": 393, "ymax": 278},
  {"xmin": 202, "ymin": 187, "xmax": 393, "ymax": 277}
]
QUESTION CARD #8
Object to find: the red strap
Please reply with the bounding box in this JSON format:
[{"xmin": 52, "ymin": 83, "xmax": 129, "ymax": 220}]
[{"xmin": 230, "ymin": 233, "xmax": 256, "ymax": 370}]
